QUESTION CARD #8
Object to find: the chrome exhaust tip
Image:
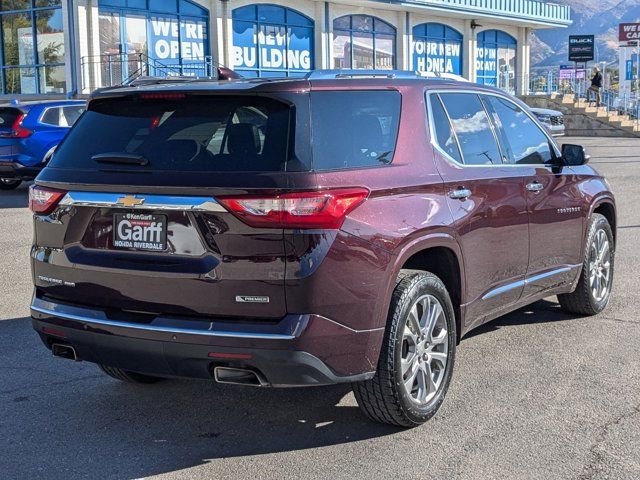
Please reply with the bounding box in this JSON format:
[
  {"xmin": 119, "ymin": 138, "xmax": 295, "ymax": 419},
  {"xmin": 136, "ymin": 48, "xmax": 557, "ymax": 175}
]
[
  {"xmin": 51, "ymin": 343, "xmax": 79, "ymax": 361},
  {"xmin": 213, "ymin": 366, "xmax": 267, "ymax": 387}
]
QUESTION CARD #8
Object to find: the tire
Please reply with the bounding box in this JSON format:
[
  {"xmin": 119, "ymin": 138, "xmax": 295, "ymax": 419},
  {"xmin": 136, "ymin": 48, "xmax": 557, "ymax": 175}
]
[
  {"xmin": 99, "ymin": 364, "xmax": 164, "ymax": 384},
  {"xmin": 353, "ymin": 272, "xmax": 457, "ymax": 427},
  {"xmin": 0, "ymin": 178, "xmax": 21, "ymax": 190},
  {"xmin": 558, "ymin": 213, "xmax": 614, "ymax": 315}
]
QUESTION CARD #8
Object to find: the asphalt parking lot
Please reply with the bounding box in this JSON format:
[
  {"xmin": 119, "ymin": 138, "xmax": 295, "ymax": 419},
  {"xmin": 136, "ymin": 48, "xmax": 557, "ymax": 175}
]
[{"xmin": 1, "ymin": 136, "xmax": 639, "ymax": 480}]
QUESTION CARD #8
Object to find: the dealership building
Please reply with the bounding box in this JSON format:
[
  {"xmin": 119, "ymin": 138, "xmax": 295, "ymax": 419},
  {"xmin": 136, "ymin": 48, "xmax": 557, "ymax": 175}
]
[{"xmin": 0, "ymin": 0, "xmax": 571, "ymax": 99}]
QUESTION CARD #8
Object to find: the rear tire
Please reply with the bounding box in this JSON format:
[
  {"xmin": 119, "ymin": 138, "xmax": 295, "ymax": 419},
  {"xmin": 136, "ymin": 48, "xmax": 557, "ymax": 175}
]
[
  {"xmin": 558, "ymin": 213, "xmax": 614, "ymax": 315},
  {"xmin": 99, "ymin": 364, "xmax": 164, "ymax": 384},
  {"xmin": 0, "ymin": 178, "xmax": 21, "ymax": 190},
  {"xmin": 353, "ymin": 272, "xmax": 457, "ymax": 427}
]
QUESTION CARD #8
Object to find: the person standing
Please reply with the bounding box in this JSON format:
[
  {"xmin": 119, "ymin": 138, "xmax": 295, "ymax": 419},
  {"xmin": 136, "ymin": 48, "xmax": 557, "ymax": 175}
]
[{"xmin": 588, "ymin": 66, "xmax": 603, "ymax": 106}]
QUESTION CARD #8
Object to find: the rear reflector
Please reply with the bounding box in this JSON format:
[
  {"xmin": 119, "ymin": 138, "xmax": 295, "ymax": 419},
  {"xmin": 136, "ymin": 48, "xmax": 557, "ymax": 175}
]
[
  {"xmin": 217, "ymin": 188, "xmax": 369, "ymax": 229},
  {"xmin": 42, "ymin": 326, "xmax": 66, "ymax": 338},
  {"xmin": 29, "ymin": 185, "xmax": 66, "ymax": 215},
  {"xmin": 208, "ymin": 352, "xmax": 253, "ymax": 360}
]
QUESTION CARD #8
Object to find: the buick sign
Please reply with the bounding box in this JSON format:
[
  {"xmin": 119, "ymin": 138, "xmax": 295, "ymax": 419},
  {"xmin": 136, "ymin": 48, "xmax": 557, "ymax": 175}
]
[{"xmin": 568, "ymin": 35, "xmax": 595, "ymax": 62}]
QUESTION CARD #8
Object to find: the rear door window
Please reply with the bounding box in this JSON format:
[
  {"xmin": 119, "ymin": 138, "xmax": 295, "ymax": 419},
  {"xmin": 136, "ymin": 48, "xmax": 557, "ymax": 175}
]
[
  {"xmin": 41, "ymin": 107, "xmax": 61, "ymax": 126},
  {"xmin": 439, "ymin": 93, "xmax": 503, "ymax": 166},
  {"xmin": 310, "ymin": 90, "xmax": 401, "ymax": 170},
  {"xmin": 50, "ymin": 96, "xmax": 296, "ymax": 172},
  {"xmin": 61, "ymin": 106, "xmax": 85, "ymax": 126}
]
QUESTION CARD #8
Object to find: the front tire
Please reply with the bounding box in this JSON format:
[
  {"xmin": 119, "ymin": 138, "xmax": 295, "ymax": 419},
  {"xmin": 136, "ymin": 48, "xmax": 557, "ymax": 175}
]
[
  {"xmin": 558, "ymin": 213, "xmax": 614, "ymax": 315},
  {"xmin": 353, "ymin": 272, "xmax": 457, "ymax": 427},
  {"xmin": 0, "ymin": 178, "xmax": 21, "ymax": 190},
  {"xmin": 99, "ymin": 364, "xmax": 164, "ymax": 384}
]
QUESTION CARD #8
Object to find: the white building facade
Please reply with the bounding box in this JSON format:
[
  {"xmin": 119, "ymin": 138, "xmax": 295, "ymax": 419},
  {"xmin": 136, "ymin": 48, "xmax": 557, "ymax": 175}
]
[{"xmin": 0, "ymin": 0, "xmax": 571, "ymax": 99}]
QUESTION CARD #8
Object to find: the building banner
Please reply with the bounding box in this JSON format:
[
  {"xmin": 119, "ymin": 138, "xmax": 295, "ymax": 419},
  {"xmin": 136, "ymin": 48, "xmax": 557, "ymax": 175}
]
[
  {"xmin": 411, "ymin": 39, "xmax": 462, "ymax": 74},
  {"xmin": 476, "ymin": 47, "xmax": 497, "ymax": 83},
  {"xmin": 232, "ymin": 22, "xmax": 312, "ymax": 74},
  {"xmin": 148, "ymin": 16, "xmax": 206, "ymax": 66}
]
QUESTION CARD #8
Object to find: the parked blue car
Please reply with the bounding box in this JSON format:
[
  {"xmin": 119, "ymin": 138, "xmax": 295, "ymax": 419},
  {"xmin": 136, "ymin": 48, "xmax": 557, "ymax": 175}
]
[{"xmin": 0, "ymin": 100, "xmax": 86, "ymax": 190}]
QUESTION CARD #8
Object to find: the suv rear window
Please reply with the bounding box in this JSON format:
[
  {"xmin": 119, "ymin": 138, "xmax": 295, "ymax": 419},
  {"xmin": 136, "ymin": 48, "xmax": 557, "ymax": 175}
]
[
  {"xmin": 310, "ymin": 90, "xmax": 401, "ymax": 170},
  {"xmin": 0, "ymin": 108, "xmax": 22, "ymax": 129},
  {"xmin": 50, "ymin": 96, "xmax": 296, "ymax": 172}
]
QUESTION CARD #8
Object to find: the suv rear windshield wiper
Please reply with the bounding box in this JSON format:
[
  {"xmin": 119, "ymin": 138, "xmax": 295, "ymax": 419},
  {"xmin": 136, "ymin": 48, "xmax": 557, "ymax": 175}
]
[{"xmin": 92, "ymin": 152, "xmax": 149, "ymax": 166}]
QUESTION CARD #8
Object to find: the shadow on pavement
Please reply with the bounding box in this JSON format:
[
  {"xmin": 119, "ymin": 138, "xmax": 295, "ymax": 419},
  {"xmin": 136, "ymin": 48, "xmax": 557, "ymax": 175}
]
[
  {"xmin": 0, "ymin": 316, "xmax": 400, "ymax": 480},
  {"xmin": 0, "ymin": 182, "xmax": 29, "ymax": 209},
  {"xmin": 1, "ymin": 300, "xmax": 586, "ymax": 479},
  {"xmin": 464, "ymin": 298, "xmax": 581, "ymax": 339}
]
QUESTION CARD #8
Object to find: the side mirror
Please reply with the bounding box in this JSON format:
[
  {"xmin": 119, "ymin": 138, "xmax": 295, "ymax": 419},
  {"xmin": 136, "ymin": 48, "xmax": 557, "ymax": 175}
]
[{"xmin": 561, "ymin": 143, "xmax": 590, "ymax": 166}]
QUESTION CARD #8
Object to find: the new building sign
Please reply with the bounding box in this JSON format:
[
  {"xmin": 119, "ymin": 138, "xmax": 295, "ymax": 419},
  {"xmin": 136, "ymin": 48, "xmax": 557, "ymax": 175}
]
[{"xmin": 568, "ymin": 35, "xmax": 594, "ymax": 62}]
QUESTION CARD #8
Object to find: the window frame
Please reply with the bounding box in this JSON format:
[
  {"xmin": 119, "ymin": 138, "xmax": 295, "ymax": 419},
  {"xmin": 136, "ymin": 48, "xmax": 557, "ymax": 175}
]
[
  {"xmin": 426, "ymin": 89, "xmax": 560, "ymax": 168},
  {"xmin": 231, "ymin": 4, "xmax": 314, "ymax": 78},
  {"xmin": 0, "ymin": 0, "xmax": 65, "ymax": 95},
  {"xmin": 332, "ymin": 14, "xmax": 397, "ymax": 70}
]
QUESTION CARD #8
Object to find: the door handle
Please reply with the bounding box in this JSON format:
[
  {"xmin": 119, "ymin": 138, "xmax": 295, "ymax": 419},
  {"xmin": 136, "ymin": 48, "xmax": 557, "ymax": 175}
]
[
  {"xmin": 448, "ymin": 187, "xmax": 472, "ymax": 200},
  {"xmin": 526, "ymin": 181, "xmax": 544, "ymax": 193}
]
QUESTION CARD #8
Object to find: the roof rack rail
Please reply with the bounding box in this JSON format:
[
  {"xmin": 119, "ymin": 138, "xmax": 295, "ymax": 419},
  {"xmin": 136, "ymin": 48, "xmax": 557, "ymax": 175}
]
[{"xmin": 306, "ymin": 69, "xmax": 420, "ymax": 80}]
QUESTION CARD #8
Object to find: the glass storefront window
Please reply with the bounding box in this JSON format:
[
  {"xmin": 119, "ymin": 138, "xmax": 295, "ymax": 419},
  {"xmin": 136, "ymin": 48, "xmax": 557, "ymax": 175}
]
[
  {"xmin": 232, "ymin": 5, "xmax": 314, "ymax": 78},
  {"xmin": 96, "ymin": 0, "xmax": 210, "ymax": 87},
  {"xmin": 333, "ymin": 15, "xmax": 396, "ymax": 70},
  {"xmin": 0, "ymin": 0, "xmax": 64, "ymax": 95},
  {"xmin": 36, "ymin": 9, "xmax": 64, "ymax": 64},
  {"xmin": 2, "ymin": 1, "xmax": 31, "ymax": 11},
  {"xmin": 412, "ymin": 23, "xmax": 463, "ymax": 75},
  {"xmin": 476, "ymin": 30, "xmax": 517, "ymax": 94}
]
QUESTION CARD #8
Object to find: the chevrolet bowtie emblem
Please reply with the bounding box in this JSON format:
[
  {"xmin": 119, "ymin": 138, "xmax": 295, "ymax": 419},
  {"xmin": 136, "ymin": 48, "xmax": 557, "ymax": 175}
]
[{"xmin": 116, "ymin": 195, "xmax": 145, "ymax": 207}]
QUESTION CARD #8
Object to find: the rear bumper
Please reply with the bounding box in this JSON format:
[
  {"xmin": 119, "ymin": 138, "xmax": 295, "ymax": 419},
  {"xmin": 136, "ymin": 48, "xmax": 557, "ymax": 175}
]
[
  {"xmin": 30, "ymin": 296, "xmax": 381, "ymax": 387},
  {"xmin": 0, "ymin": 160, "xmax": 42, "ymax": 179}
]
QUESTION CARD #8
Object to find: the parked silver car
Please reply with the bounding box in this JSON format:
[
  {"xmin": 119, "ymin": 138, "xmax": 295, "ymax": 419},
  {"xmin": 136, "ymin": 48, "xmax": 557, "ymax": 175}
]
[{"xmin": 530, "ymin": 107, "xmax": 565, "ymax": 136}]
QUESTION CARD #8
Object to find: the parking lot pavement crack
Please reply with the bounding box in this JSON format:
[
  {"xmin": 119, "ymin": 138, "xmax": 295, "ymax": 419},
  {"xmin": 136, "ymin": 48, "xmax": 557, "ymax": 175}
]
[
  {"xmin": 600, "ymin": 316, "xmax": 640, "ymax": 326},
  {"xmin": 578, "ymin": 404, "xmax": 640, "ymax": 480}
]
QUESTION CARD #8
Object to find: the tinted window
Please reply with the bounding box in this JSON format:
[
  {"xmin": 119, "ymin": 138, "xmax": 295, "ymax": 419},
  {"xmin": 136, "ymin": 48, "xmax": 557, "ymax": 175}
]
[
  {"xmin": 50, "ymin": 96, "xmax": 296, "ymax": 172},
  {"xmin": 311, "ymin": 90, "xmax": 401, "ymax": 170},
  {"xmin": 439, "ymin": 93, "xmax": 502, "ymax": 165},
  {"xmin": 484, "ymin": 96, "xmax": 553, "ymax": 165},
  {"xmin": 429, "ymin": 94, "xmax": 462, "ymax": 163},
  {"xmin": 61, "ymin": 106, "xmax": 85, "ymax": 126},
  {"xmin": 0, "ymin": 107, "xmax": 22, "ymax": 129},
  {"xmin": 41, "ymin": 107, "xmax": 61, "ymax": 126}
]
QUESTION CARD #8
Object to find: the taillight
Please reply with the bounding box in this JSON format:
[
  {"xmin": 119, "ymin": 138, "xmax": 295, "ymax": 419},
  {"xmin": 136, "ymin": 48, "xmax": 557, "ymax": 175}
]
[
  {"xmin": 217, "ymin": 188, "xmax": 369, "ymax": 229},
  {"xmin": 29, "ymin": 185, "xmax": 66, "ymax": 215},
  {"xmin": 0, "ymin": 113, "xmax": 32, "ymax": 138}
]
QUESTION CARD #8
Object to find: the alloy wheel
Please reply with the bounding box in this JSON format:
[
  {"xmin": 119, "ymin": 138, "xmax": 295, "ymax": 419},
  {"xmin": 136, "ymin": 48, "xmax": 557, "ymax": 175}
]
[
  {"xmin": 589, "ymin": 229, "xmax": 611, "ymax": 302},
  {"xmin": 401, "ymin": 294, "xmax": 449, "ymax": 405}
]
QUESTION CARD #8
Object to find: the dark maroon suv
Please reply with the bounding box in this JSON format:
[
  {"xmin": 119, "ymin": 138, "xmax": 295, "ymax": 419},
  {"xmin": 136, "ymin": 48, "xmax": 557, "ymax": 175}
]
[{"xmin": 29, "ymin": 71, "xmax": 616, "ymax": 427}]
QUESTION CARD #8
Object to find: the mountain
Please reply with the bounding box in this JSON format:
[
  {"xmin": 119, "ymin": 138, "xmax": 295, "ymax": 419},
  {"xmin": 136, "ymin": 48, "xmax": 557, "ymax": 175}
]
[{"xmin": 532, "ymin": 0, "xmax": 640, "ymax": 68}]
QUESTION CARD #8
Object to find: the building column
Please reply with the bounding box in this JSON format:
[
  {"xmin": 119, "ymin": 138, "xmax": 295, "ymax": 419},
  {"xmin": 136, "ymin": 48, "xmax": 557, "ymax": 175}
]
[
  {"xmin": 208, "ymin": 0, "xmax": 220, "ymax": 70},
  {"xmin": 215, "ymin": 0, "xmax": 233, "ymax": 69},
  {"xmin": 315, "ymin": 2, "xmax": 326, "ymax": 69},
  {"xmin": 76, "ymin": 0, "xmax": 100, "ymax": 94},
  {"xmin": 517, "ymin": 26, "xmax": 530, "ymax": 96},
  {"xmin": 397, "ymin": 10, "xmax": 407, "ymax": 70},
  {"xmin": 405, "ymin": 12, "xmax": 412, "ymax": 71},
  {"xmin": 463, "ymin": 20, "xmax": 476, "ymax": 83},
  {"xmin": 326, "ymin": 2, "xmax": 334, "ymax": 69}
]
